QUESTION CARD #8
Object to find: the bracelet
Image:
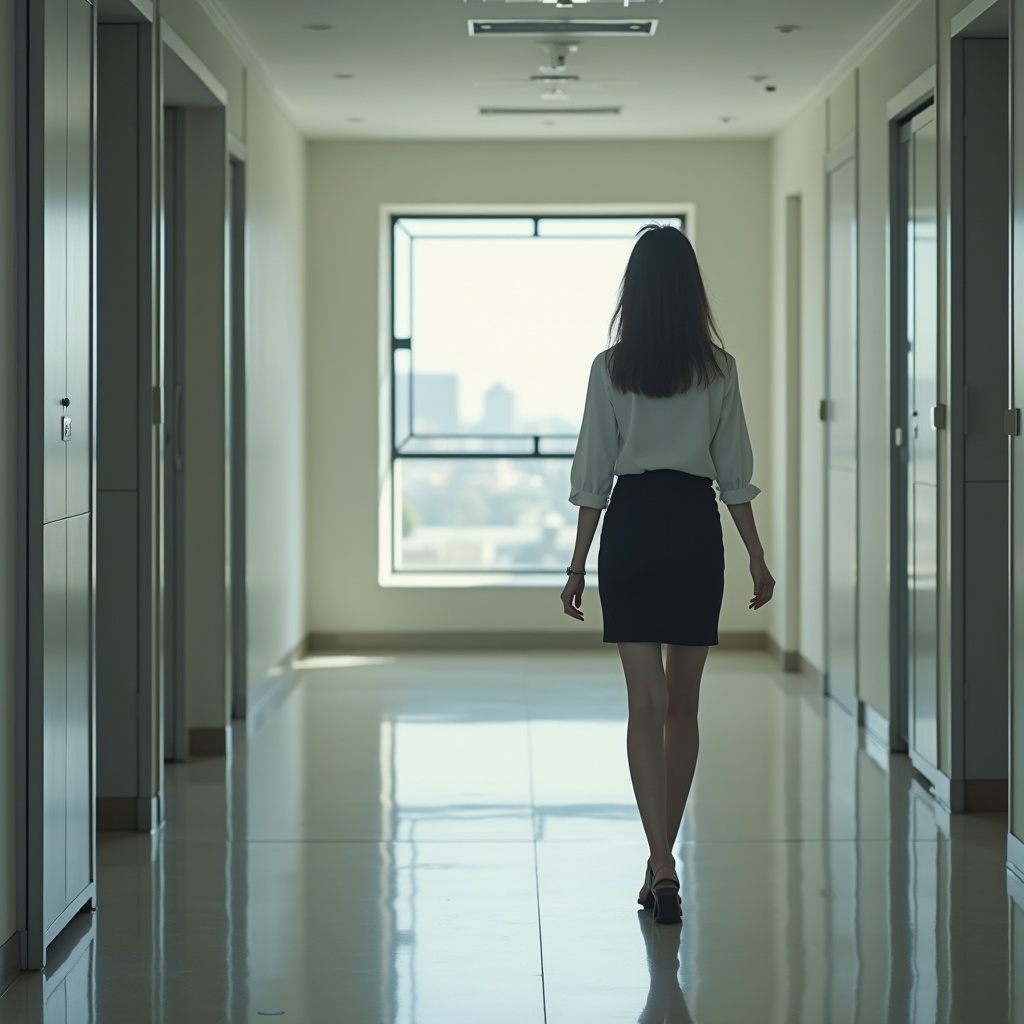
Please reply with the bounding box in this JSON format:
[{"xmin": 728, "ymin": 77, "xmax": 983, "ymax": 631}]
[{"xmin": 566, "ymin": 567, "xmax": 586, "ymax": 577}]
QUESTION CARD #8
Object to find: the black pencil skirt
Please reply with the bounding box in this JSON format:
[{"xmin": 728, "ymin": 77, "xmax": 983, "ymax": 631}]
[{"xmin": 597, "ymin": 470, "xmax": 725, "ymax": 647}]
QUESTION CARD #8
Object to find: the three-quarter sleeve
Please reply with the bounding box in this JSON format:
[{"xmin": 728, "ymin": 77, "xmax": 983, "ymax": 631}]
[
  {"xmin": 569, "ymin": 355, "xmax": 619, "ymax": 508},
  {"xmin": 710, "ymin": 359, "xmax": 761, "ymax": 504}
]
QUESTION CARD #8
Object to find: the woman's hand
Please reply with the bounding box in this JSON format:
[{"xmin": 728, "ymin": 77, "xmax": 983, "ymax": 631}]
[
  {"xmin": 749, "ymin": 554, "xmax": 776, "ymax": 610},
  {"xmin": 561, "ymin": 574, "xmax": 586, "ymax": 621}
]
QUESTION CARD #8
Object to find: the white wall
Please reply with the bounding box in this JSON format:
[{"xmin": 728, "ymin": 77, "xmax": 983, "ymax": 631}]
[
  {"xmin": 0, "ymin": 0, "xmax": 16, "ymax": 949},
  {"xmin": 162, "ymin": 1, "xmax": 307, "ymax": 700},
  {"xmin": 854, "ymin": 3, "xmax": 936, "ymax": 721},
  {"xmin": 243, "ymin": 69, "xmax": 307, "ymax": 690},
  {"xmin": 306, "ymin": 140, "xmax": 773, "ymax": 640},
  {"xmin": 770, "ymin": 0, "xmax": 978, "ymax": 764},
  {"xmin": 770, "ymin": 102, "xmax": 827, "ymax": 672}
]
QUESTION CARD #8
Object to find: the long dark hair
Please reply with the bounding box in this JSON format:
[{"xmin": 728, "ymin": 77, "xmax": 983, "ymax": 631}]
[{"xmin": 606, "ymin": 224, "xmax": 726, "ymax": 397}]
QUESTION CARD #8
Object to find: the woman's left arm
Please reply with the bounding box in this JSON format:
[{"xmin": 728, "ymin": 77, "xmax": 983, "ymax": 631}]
[{"xmin": 560, "ymin": 506, "xmax": 602, "ymax": 621}]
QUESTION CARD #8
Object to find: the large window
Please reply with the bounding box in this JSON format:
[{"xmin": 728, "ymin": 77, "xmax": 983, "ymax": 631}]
[{"xmin": 390, "ymin": 213, "xmax": 686, "ymax": 576}]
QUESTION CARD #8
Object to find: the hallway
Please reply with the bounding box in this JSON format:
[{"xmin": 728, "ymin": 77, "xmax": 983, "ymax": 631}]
[{"xmin": 0, "ymin": 650, "xmax": 1011, "ymax": 1023}]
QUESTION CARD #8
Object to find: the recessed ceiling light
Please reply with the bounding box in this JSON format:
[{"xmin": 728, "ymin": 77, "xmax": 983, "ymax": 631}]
[
  {"xmin": 720, "ymin": 116, "xmax": 735, "ymax": 123},
  {"xmin": 748, "ymin": 74, "xmax": 769, "ymax": 83},
  {"xmin": 775, "ymin": 24, "xmax": 801, "ymax": 34},
  {"xmin": 333, "ymin": 73, "xmax": 355, "ymax": 79},
  {"xmin": 305, "ymin": 23, "xmax": 332, "ymax": 31}
]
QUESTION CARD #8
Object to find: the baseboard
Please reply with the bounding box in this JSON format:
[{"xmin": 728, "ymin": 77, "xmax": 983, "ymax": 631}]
[
  {"xmin": 1008, "ymin": 833, "xmax": 1024, "ymax": 903},
  {"xmin": 861, "ymin": 703, "xmax": 891, "ymax": 747},
  {"xmin": 97, "ymin": 797, "xmax": 137, "ymax": 831},
  {"xmin": 797, "ymin": 653, "xmax": 822, "ymax": 686},
  {"xmin": 931, "ymin": 771, "xmax": 1006, "ymax": 814},
  {"xmin": 188, "ymin": 726, "xmax": 232, "ymax": 758},
  {"xmin": 932, "ymin": 769, "xmax": 964, "ymax": 813},
  {"xmin": 138, "ymin": 793, "xmax": 163, "ymax": 832},
  {"xmin": 718, "ymin": 631, "xmax": 769, "ymax": 651},
  {"xmin": 918, "ymin": 754, "xmax": 942, "ymax": 795},
  {"xmin": 247, "ymin": 636, "xmax": 308, "ymax": 721},
  {"xmin": 964, "ymin": 779, "xmax": 1008, "ymax": 813},
  {"xmin": 306, "ymin": 630, "xmax": 769, "ymax": 654},
  {"xmin": 97, "ymin": 793, "xmax": 162, "ymax": 833},
  {"xmin": 309, "ymin": 630, "xmax": 604, "ymax": 652},
  {"xmin": 0, "ymin": 930, "xmax": 19, "ymax": 997},
  {"xmin": 765, "ymin": 634, "xmax": 801, "ymax": 672}
]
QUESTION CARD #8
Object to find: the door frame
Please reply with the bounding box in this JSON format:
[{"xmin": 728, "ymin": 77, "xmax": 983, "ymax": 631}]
[
  {"xmin": 95, "ymin": 7, "xmax": 163, "ymax": 832},
  {"xmin": 887, "ymin": 68, "xmax": 936, "ymax": 755},
  {"xmin": 823, "ymin": 131, "xmax": 859, "ymax": 718},
  {"xmin": 159, "ymin": 20, "xmax": 231, "ymax": 759},
  {"xmin": 228, "ymin": 143, "xmax": 248, "ymax": 721}
]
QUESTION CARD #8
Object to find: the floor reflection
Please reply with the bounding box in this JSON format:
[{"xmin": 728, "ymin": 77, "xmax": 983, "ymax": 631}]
[
  {"xmin": 0, "ymin": 651, "xmax": 1019, "ymax": 1022},
  {"xmin": 636, "ymin": 912, "xmax": 694, "ymax": 1024}
]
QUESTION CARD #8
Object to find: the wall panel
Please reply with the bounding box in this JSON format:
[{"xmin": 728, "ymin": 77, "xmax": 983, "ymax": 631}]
[{"xmin": 306, "ymin": 140, "xmax": 773, "ymax": 639}]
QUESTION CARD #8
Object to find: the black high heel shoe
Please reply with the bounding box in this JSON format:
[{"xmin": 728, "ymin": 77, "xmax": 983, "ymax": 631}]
[
  {"xmin": 638, "ymin": 864, "xmax": 655, "ymax": 910},
  {"xmin": 650, "ymin": 866, "xmax": 682, "ymax": 925}
]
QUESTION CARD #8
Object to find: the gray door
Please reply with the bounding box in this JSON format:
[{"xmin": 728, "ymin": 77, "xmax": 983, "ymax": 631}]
[
  {"xmin": 825, "ymin": 139, "xmax": 858, "ymax": 717},
  {"xmin": 958, "ymin": 39, "xmax": 1009, "ymax": 794},
  {"xmin": 41, "ymin": 514, "xmax": 94, "ymax": 927},
  {"xmin": 904, "ymin": 108, "xmax": 940, "ymax": 779},
  {"xmin": 163, "ymin": 109, "xmax": 188, "ymax": 762},
  {"xmin": 27, "ymin": 0, "xmax": 96, "ymax": 966}
]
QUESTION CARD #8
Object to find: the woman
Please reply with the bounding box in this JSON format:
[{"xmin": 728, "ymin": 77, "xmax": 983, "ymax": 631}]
[{"xmin": 560, "ymin": 224, "xmax": 774, "ymax": 925}]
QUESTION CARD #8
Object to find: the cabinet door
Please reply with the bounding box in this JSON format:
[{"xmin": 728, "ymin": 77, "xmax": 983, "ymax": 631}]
[
  {"xmin": 66, "ymin": 513, "xmax": 92, "ymax": 900},
  {"xmin": 65, "ymin": 0, "xmax": 92, "ymax": 518},
  {"xmin": 42, "ymin": 0, "xmax": 68, "ymax": 525},
  {"xmin": 43, "ymin": 520, "xmax": 67, "ymax": 929}
]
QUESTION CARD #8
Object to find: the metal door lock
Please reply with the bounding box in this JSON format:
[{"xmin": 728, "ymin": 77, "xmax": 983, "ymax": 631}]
[{"xmin": 59, "ymin": 396, "xmax": 71, "ymax": 442}]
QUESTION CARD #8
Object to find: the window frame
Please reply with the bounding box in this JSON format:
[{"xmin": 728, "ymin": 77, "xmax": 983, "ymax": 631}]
[{"xmin": 381, "ymin": 205, "xmax": 694, "ymax": 583}]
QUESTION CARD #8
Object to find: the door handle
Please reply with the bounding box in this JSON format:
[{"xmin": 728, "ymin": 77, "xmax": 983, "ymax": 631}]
[
  {"xmin": 931, "ymin": 404, "xmax": 946, "ymax": 430},
  {"xmin": 1007, "ymin": 408, "xmax": 1021, "ymax": 437},
  {"xmin": 174, "ymin": 384, "xmax": 184, "ymax": 472}
]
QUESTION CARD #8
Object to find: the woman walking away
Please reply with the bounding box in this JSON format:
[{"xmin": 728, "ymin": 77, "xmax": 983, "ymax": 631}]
[{"xmin": 560, "ymin": 224, "xmax": 775, "ymax": 926}]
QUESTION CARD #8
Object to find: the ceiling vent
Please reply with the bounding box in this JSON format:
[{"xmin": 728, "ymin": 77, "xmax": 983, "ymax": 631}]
[
  {"xmin": 470, "ymin": 0, "xmax": 661, "ymax": 4},
  {"xmin": 479, "ymin": 105, "xmax": 622, "ymax": 115},
  {"xmin": 469, "ymin": 19, "xmax": 657, "ymax": 36}
]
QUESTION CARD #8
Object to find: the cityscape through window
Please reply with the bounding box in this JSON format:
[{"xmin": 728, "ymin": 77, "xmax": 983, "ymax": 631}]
[{"xmin": 391, "ymin": 214, "xmax": 686, "ymax": 574}]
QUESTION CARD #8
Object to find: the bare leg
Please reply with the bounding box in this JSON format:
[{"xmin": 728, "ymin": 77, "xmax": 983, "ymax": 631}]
[
  {"xmin": 617, "ymin": 643, "xmax": 674, "ymax": 880},
  {"xmin": 664, "ymin": 645, "xmax": 708, "ymax": 854}
]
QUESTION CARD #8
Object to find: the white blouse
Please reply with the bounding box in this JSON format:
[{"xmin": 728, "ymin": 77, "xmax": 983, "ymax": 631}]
[{"xmin": 569, "ymin": 349, "xmax": 761, "ymax": 509}]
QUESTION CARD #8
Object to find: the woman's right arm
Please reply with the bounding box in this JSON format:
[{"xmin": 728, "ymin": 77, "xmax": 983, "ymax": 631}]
[
  {"xmin": 725, "ymin": 502, "xmax": 775, "ymax": 610},
  {"xmin": 711, "ymin": 359, "xmax": 775, "ymax": 610}
]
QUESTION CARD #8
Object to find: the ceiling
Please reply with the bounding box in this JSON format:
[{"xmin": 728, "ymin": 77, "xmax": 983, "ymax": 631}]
[{"xmin": 210, "ymin": 0, "xmax": 903, "ymax": 140}]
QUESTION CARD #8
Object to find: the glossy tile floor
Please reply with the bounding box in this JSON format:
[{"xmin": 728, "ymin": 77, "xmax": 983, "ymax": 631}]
[{"xmin": 3, "ymin": 649, "xmax": 1024, "ymax": 1023}]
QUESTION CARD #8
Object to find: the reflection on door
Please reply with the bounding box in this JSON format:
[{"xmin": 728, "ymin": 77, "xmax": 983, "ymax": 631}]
[{"xmin": 902, "ymin": 109, "xmax": 939, "ymax": 781}]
